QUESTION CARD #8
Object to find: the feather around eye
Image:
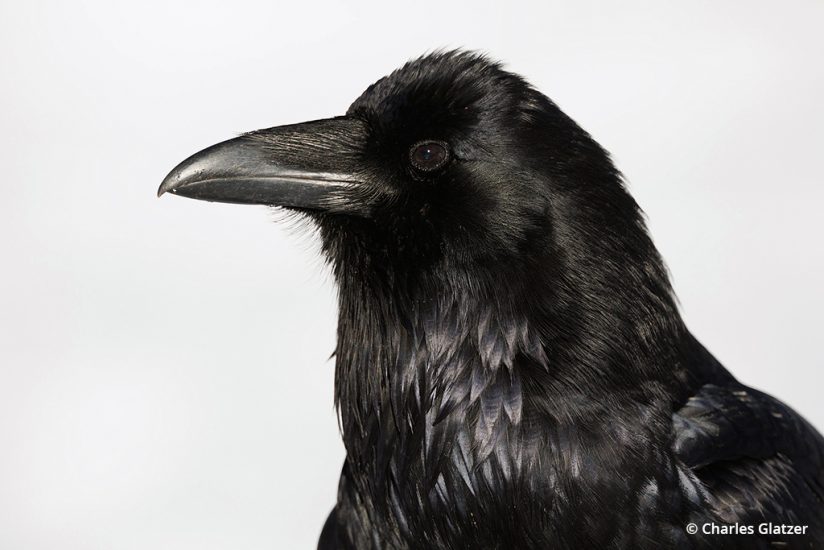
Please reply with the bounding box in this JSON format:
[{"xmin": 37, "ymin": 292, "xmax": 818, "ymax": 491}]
[{"xmin": 409, "ymin": 140, "xmax": 450, "ymax": 172}]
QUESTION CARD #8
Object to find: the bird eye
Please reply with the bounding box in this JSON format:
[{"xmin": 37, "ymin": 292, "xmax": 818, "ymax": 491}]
[{"xmin": 409, "ymin": 141, "xmax": 450, "ymax": 172}]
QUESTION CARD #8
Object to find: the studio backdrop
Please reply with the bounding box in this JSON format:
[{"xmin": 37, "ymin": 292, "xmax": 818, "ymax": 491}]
[{"xmin": 1, "ymin": 1, "xmax": 822, "ymax": 549}]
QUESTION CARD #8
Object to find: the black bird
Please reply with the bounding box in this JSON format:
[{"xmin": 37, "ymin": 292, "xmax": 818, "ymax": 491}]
[{"xmin": 159, "ymin": 51, "xmax": 824, "ymax": 549}]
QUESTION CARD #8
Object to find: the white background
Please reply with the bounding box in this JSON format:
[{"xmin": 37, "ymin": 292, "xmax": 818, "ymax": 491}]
[{"xmin": 1, "ymin": 1, "xmax": 822, "ymax": 548}]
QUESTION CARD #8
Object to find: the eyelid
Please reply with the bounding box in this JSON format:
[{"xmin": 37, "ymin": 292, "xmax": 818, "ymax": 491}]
[{"xmin": 409, "ymin": 140, "xmax": 451, "ymax": 172}]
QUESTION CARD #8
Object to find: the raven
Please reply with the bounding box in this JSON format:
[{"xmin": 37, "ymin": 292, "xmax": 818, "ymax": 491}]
[{"xmin": 159, "ymin": 51, "xmax": 824, "ymax": 549}]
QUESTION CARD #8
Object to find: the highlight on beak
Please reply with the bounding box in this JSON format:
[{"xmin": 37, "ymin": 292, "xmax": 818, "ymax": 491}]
[{"xmin": 158, "ymin": 116, "xmax": 368, "ymax": 213}]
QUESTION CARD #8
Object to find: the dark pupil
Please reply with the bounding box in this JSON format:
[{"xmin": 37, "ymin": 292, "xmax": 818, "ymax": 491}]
[{"xmin": 412, "ymin": 142, "xmax": 447, "ymax": 170}]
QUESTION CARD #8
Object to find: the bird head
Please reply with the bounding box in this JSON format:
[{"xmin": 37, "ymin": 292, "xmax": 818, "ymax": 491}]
[{"xmin": 160, "ymin": 51, "xmax": 659, "ymax": 310}]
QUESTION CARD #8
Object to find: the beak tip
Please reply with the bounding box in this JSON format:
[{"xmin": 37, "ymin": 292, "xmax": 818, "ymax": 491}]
[{"xmin": 157, "ymin": 171, "xmax": 181, "ymax": 198}]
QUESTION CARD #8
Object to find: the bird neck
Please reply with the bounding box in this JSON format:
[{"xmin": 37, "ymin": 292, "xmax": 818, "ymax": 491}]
[{"xmin": 331, "ymin": 250, "xmax": 689, "ymax": 465}]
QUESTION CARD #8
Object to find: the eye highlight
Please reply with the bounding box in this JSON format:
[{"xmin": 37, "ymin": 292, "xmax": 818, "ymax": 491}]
[{"xmin": 409, "ymin": 140, "xmax": 450, "ymax": 172}]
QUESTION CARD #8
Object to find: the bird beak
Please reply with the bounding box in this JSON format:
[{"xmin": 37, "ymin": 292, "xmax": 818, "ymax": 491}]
[{"xmin": 158, "ymin": 116, "xmax": 368, "ymax": 214}]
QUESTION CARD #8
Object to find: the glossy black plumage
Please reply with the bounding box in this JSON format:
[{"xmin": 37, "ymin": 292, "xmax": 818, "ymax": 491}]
[{"xmin": 160, "ymin": 51, "xmax": 824, "ymax": 549}]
